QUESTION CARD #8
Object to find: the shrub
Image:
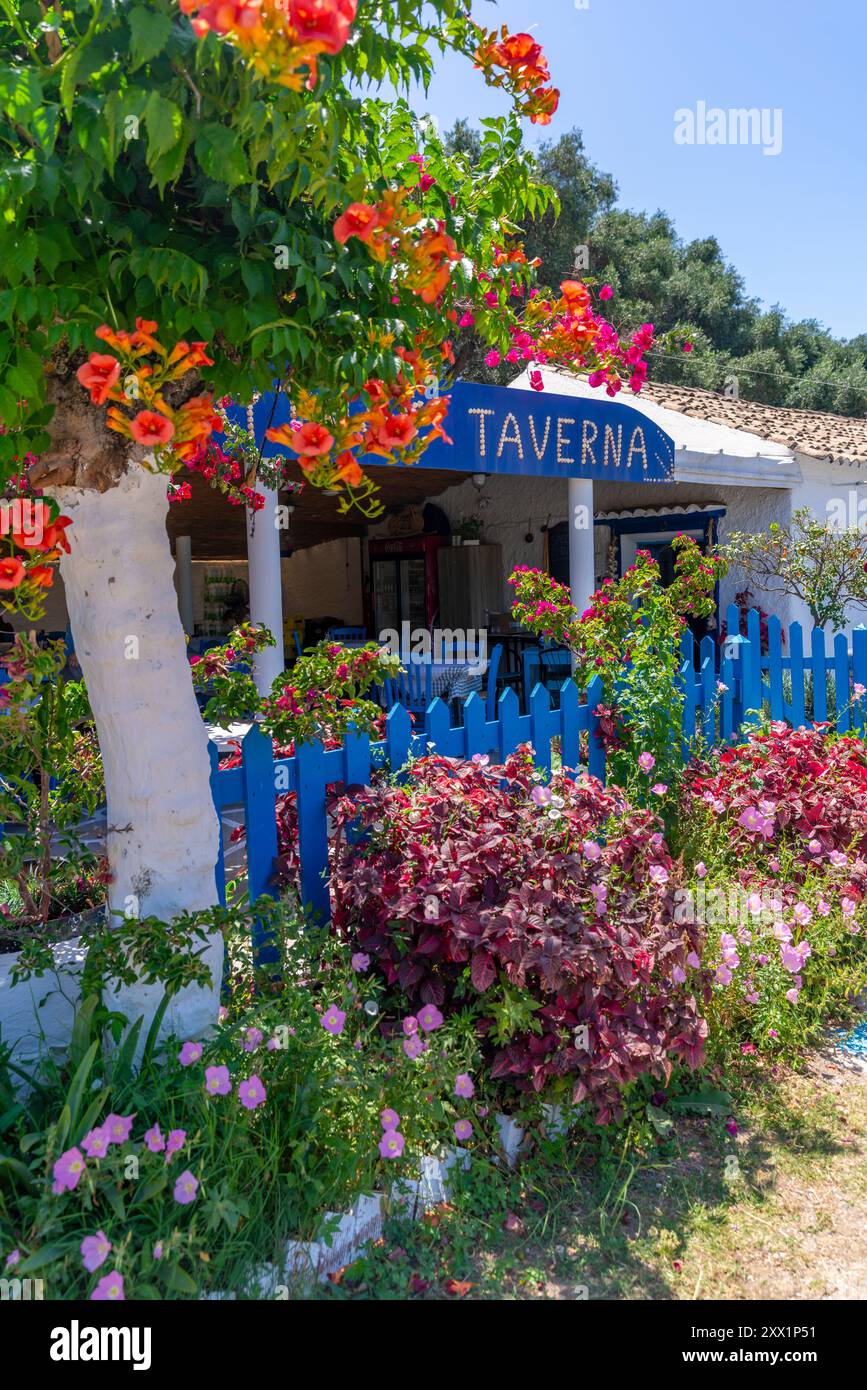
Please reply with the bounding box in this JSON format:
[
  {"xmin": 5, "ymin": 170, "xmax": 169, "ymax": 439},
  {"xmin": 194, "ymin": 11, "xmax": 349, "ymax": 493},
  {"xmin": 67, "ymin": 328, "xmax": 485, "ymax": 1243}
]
[{"xmin": 332, "ymin": 749, "xmax": 710, "ymax": 1123}]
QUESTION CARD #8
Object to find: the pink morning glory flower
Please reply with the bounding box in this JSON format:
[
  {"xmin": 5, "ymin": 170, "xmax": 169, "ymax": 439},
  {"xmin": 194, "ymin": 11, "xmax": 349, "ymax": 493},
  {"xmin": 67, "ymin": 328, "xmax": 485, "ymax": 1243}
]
[
  {"xmin": 81, "ymin": 1127, "xmax": 110, "ymax": 1159},
  {"xmin": 650, "ymin": 783, "xmax": 668, "ymax": 797},
  {"xmin": 379, "ymin": 1130, "xmax": 405, "ymax": 1159},
  {"xmin": 91, "ymin": 1270, "xmax": 124, "ymax": 1301},
  {"xmin": 582, "ymin": 839, "xmax": 601, "ymax": 862},
  {"xmin": 104, "ymin": 1114, "xmax": 134, "ymax": 1146},
  {"xmin": 380, "ymin": 1108, "xmax": 400, "ymax": 1130},
  {"xmin": 205, "ymin": 1065, "xmax": 231, "ymax": 1096},
  {"xmin": 351, "ymin": 952, "xmax": 370, "ymax": 972},
  {"xmin": 531, "ymin": 785, "xmax": 552, "ymax": 807},
  {"xmin": 402, "ymin": 1015, "xmax": 419, "ymax": 1036},
  {"xmin": 454, "ymin": 1120, "xmax": 473, "ymax": 1142},
  {"xmin": 52, "ymin": 1147, "xmax": 86, "ymax": 1194},
  {"xmin": 418, "ymin": 1004, "xmax": 443, "ymax": 1033},
  {"xmin": 649, "ymin": 864, "xmax": 669, "ymax": 886},
  {"xmin": 164, "ymin": 1129, "xmax": 186, "ymax": 1164},
  {"xmin": 144, "ymin": 1124, "xmax": 165, "ymax": 1154},
  {"xmin": 454, "ymin": 1073, "xmax": 475, "ymax": 1099},
  {"xmin": 80, "ymin": 1231, "xmax": 111, "ymax": 1273},
  {"xmin": 173, "ymin": 1170, "xmax": 199, "ymax": 1205},
  {"xmin": 320, "ymin": 1004, "xmax": 346, "ymax": 1035},
  {"xmin": 238, "ymin": 1075, "xmax": 267, "ymax": 1110},
  {"xmin": 637, "ymin": 751, "xmax": 655, "ymax": 773},
  {"xmin": 178, "ymin": 1041, "xmax": 202, "ymax": 1066},
  {"xmin": 403, "ymin": 1035, "xmax": 425, "ymax": 1060}
]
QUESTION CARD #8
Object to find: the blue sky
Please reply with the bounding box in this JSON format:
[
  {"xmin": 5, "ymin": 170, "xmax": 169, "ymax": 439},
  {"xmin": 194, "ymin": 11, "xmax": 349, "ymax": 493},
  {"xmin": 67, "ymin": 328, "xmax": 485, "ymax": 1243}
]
[{"xmin": 412, "ymin": 0, "xmax": 866, "ymax": 340}]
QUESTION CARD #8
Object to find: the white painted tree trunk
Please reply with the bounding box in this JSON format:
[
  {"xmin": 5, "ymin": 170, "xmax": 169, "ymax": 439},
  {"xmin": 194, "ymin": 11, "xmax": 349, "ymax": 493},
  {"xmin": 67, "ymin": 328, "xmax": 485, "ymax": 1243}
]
[{"xmin": 54, "ymin": 464, "xmax": 223, "ymax": 1040}]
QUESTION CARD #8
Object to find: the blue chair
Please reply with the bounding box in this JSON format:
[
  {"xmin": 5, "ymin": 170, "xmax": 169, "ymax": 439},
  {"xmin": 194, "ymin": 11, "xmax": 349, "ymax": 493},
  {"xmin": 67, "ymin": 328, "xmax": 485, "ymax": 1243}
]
[
  {"xmin": 539, "ymin": 647, "xmax": 572, "ymax": 706},
  {"xmin": 327, "ymin": 626, "xmax": 367, "ymax": 647},
  {"xmin": 293, "ymin": 630, "xmax": 303, "ymax": 658},
  {"xmin": 380, "ymin": 661, "xmax": 433, "ymax": 718},
  {"xmin": 522, "ymin": 645, "xmax": 542, "ymax": 711}
]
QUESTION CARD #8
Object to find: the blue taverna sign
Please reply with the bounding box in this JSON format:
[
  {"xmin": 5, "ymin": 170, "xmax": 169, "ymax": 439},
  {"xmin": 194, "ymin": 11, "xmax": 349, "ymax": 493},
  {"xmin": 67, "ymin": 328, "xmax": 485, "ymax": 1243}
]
[{"xmin": 240, "ymin": 379, "xmax": 675, "ymax": 484}]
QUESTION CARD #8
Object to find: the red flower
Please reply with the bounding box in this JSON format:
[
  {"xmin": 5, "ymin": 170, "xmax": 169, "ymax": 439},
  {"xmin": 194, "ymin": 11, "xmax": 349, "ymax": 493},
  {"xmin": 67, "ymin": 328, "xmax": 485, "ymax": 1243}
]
[
  {"xmin": 76, "ymin": 353, "xmax": 121, "ymax": 405},
  {"xmin": 334, "ymin": 202, "xmax": 380, "ymax": 245},
  {"xmin": 288, "ymin": 0, "xmax": 358, "ymax": 55},
  {"xmin": 129, "ymin": 411, "xmax": 175, "ymax": 446},
  {"xmin": 0, "ymin": 556, "xmax": 26, "ymax": 590}
]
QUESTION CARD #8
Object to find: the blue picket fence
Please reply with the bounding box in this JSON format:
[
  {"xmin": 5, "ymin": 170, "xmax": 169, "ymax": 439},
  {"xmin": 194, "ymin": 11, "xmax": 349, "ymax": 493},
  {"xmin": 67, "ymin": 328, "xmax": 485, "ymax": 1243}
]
[{"xmin": 209, "ymin": 607, "xmax": 867, "ymax": 931}]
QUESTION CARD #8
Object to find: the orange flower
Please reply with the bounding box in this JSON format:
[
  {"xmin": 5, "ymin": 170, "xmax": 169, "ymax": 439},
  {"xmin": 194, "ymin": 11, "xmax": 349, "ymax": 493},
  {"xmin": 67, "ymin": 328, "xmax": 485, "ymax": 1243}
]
[
  {"xmin": 376, "ymin": 413, "xmax": 416, "ymax": 451},
  {"xmin": 273, "ymin": 420, "xmax": 335, "ymax": 457},
  {"xmin": 7, "ymin": 500, "xmax": 52, "ymax": 550},
  {"xmin": 334, "ymin": 202, "xmax": 380, "ymax": 245},
  {"xmin": 76, "ymin": 354, "xmax": 121, "ymax": 405},
  {"xmin": 95, "ymin": 324, "xmax": 133, "ymax": 352},
  {"xmin": 28, "ymin": 564, "xmax": 55, "ymax": 589},
  {"xmin": 40, "ymin": 516, "xmax": 72, "ymax": 555},
  {"xmin": 129, "ymin": 410, "xmax": 176, "ymax": 446},
  {"xmin": 333, "ymin": 451, "xmax": 364, "ymax": 487},
  {"xmin": 0, "ymin": 556, "xmax": 26, "ymax": 590},
  {"xmin": 289, "ymin": 0, "xmax": 358, "ymax": 55},
  {"xmin": 559, "ymin": 280, "xmax": 592, "ymax": 312}
]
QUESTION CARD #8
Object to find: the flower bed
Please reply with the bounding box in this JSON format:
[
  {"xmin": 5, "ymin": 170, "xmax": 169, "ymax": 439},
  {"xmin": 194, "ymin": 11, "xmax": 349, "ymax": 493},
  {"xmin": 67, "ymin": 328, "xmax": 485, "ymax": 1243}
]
[{"xmin": 332, "ymin": 748, "xmax": 709, "ymax": 1123}]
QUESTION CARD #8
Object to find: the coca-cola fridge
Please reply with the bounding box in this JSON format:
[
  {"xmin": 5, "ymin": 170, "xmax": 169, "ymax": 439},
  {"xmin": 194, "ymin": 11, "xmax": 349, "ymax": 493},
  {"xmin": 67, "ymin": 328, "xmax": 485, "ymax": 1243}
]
[{"xmin": 367, "ymin": 535, "xmax": 448, "ymax": 638}]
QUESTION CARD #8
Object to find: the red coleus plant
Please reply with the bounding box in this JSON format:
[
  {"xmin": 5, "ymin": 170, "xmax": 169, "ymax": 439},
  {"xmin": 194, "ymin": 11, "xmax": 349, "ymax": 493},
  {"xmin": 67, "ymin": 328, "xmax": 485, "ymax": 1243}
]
[
  {"xmin": 683, "ymin": 723, "xmax": 867, "ymax": 889},
  {"xmin": 331, "ymin": 749, "xmax": 710, "ymax": 1122}
]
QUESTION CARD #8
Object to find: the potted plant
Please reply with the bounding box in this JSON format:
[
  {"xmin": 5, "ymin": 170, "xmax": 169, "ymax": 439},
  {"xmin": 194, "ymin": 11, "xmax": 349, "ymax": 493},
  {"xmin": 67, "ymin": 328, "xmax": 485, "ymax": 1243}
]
[{"xmin": 453, "ymin": 517, "xmax": 483, "ymax": 546}]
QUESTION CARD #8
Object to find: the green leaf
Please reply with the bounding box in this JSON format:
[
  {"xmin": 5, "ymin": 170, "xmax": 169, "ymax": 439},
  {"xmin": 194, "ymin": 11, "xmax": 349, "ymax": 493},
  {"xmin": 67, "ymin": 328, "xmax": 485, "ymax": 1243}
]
[
  {"xmin": 59, "ymin": 46, "xmax": 86, "ymax": 121},
  {"xmin": 17, "ymin": 1243, "xmax": 71, "ymax": 1275},
  {"xmin": 669, "ymin": 1087, "xmax": 733, "ymax": 1116},
  {"xmin": 128, "ymin": 6, "xmax": 174, "ymax": 69},
  {"xmin": 144, "ymin": 92, "xmax": 183, "ymax": 166},
  {"xmin": 195, "ymin": 123, "xmax": 249, "ymax": 189},
  {"xmin": 161, "ymin": 1261, "xmax": 200, "ymax": 1295},
  {"xmin": 0, "ymin": 64, "xmax": 43, "ymax": 122}
]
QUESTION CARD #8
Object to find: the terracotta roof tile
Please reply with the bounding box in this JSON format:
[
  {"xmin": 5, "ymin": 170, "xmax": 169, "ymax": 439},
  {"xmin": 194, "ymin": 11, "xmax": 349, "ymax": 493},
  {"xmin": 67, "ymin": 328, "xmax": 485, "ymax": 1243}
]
[{"xmin": 639, "ymin": 381, "xmax": 867, "ymax": 465}]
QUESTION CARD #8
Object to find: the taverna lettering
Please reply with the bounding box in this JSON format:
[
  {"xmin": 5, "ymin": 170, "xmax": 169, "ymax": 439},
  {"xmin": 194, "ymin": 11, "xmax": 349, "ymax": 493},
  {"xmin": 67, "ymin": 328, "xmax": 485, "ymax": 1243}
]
[{"xmin": 467, "ymin": 407, "xmax": 650, "ymax": 473}]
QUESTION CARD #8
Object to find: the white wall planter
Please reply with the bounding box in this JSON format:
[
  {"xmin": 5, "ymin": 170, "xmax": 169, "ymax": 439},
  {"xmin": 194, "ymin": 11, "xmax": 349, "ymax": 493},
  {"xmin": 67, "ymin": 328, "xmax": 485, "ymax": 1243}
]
[{"xmin": 0, "ymin": 939, "xmax": 87, "ymax": 1076}]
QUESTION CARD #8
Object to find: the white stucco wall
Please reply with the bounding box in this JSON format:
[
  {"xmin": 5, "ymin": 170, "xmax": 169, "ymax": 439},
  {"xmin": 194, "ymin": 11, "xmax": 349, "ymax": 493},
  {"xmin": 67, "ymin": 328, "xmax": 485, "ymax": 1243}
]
[{"xmin": 786, "ymin": 453, "xmax": 867, "ymax": 635}]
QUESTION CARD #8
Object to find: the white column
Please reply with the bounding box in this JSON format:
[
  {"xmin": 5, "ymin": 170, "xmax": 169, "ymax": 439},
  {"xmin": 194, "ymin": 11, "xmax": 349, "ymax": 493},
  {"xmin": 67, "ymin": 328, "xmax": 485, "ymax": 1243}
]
[
  {"xmin": 175, "ymin": 534, "xmax": 194, "ymax": 636},
  {"xmin": 568, "ymin": 477, "xmax": 595, "ymax": 616},
  {"xmin": 246, "ymin": 486, "xmax": 285, "ymax": 694}
]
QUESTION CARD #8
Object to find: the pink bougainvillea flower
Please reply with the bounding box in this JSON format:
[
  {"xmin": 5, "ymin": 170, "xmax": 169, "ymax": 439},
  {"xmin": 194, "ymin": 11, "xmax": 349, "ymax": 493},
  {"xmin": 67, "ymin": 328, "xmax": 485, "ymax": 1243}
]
[
  {"xmin": 529, "ymin": 369, "xmax": 544, "ymax": 391},
  {"xmin": 379, "ymin": 1130, "xmax": 405, "ymax": 1159},
  {"xmin": 81, "ymin": 1127, "xmax": 111, "ymax": 1160},
  {"xmin": 418, "ymin": 1004, "xmax": 443, "ymax": 1033},
  {"xmin": 351, "ymin": 952, "xmax": 370, "ymax": 972},
  {"xmin": 454, "ymin": 1073, "xmax": 475, "ymax": 1099},
  {"xmin": 144, "ymin": 1124, "xmax": 165, "ymax": 1154},
  {"xmin": 91, "ymin": 1270, "xmax": 125, "ymax": 1301},
  {"xmin": 238, "ymin": 1075, "xmax": 267, "ymax": 1110},
  {"xmin": 205, "ymin": 1065, "xmax": 231, "ymax": 1096},
  {"xmin": 380, "ymin": 1108, "xmax": 400, "ymax": 1130},
  {"xmin": 164, "ymin": 1129, "xmax": 186, "ymax": 1164},
  {"xmin": 104, "ymin": 1114, "xmax": 134, "ymax": 1146},
  {"xmin": 402, "ymin": 1015, "xmax": 419, "ymax": 1037},
  {"xmin": 484, "ymin": 350, "xmax": 501, "ymax": 368},
  {"xmin": 598, "ymin": 284, "xmax": 613, "ymax": 300},
  {"xmin": 242, "ymin": 1026, "xmax": 264, "ymax": 1052},
  {"xmin": 52, "ymin": 1147, "xmax": 86, "ymax": 1194},
  {"xmin": 80, "ymin": 1231, "xmax": 111, "ymax": 1273},
  {"xmin": 402, "ymin": 1035, "xmax": 425, "ymax": 1060},
  {"xmin": 320, "ymin": 1004, "xmax": 346, "ymax": 1035},
  {"xmin": 637, "ymin": 751, "xmax": 655, "ymax": 773},
  {"xmin": 454, "ymin": 1120, "xmax": 473, "ymax": 1142},
  {"xmin": 178, "ymin": 1041, "xmax": 203, "ymax": 1066},
  {"xmin": 173, "ymin": 1170, "xmax": 199, "ymax": 1205}
]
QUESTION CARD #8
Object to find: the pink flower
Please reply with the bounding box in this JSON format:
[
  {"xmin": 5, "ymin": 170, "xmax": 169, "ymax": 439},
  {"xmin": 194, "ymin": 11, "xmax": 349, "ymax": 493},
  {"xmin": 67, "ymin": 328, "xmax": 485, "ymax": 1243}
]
[
  {"xmin": 4, "ymin": 1250, "xmax": 20, "ymax": 1269},
  {"xmin": 598, "ymin": 284, "xmax": 613, "ymax": 301},
  {"xmin": 650, "ymin": 783, "xmax": 668, "ymax": 797},
  {"xmin": 793, "ymin": 902, "xmax": 812, "ymax": 925},
  {"xmin": 841, "ymin": 896, "xmax": 857, "ymax": 917},
  {"xmin": 695, "ymin": 862, "xmax": 707, "ymax": 879},
  {"xmin": 144, "ymin": 1124, "xmax": 165, "ymax": 1154},
  {"xmin": 81, "ymin": 1127, "xmax": 110, "ymax": 1159},
  {"xmin": 785, "ymin": 988, "xmax": 800, "ymax": 1005},
  {"xmin": 242, "ymin": 1026, "xmax": 264, "ymax": 1052},
  {"xmin": 403, "ymin": 1035, "xmax": 425, "ymax": 1060},
  {"xmin": 164, "ymin": 1129, "xmax": 186, "ymax": 1163},
  {"xmin": 725, "ymin": 1119, "xmax": 738, "ymax": 1137},
  {"xmin": 320, "ymin": 1004, "xmax": 346, "ymax": 1035},
  {"xmin": 91, "ymin": 1270, "xmax": 125, "ymax": 1300},
  {"xmin": 402, "ymin": 1015, "xmax": 419, "ymax": 1036},
  {"xmin": 454, "ymin": 1073, "xmax": 475, "ymax": 1099},
  {"xmin": 173, "ymin": 1170, "xmax": 199, "ymax": 1205},
  {"xmin": 238, "ymin": 1075, "xmax": 267, "ymax": 1110},
  {"xmin": 484, "ymin": 350, "xmax": 500, "ymax": 368},
  {"xmin": 638, "ymin": 751, "xmax": 655, "ymax": 773},
  {"xmin": 104, "ymin": 1113, "xmax": 134, "ymax": 1145},
  {"xmin": 672, "ymin": 965, "xmax": 686, "ymax": 984},
  {"xmin": 687, "ymin": 951, "xmax": 701, "ymax": 970},
  {"xmin": 153, "ymin": 1242, "xmax": 164, "ymax": 1260},
  {"xmin": 351, "ymin": 952, "xmax": 370, "ymax": 972},
  {"xmin": 52, "ymin": 1147, "xmax": 86, "ymax": 1194},
  {"xmin": 81, "ymin": 1231, "xmax": 111, "ymax": 1273},
  {"xmin": 205, "ymin": 1065, "xmax": 231, "ymax": 1096},
  {"xmin": 582, "ymin": 839, "xmax": 601, "ymax": 862},
  {"xmin": 178, "ymin": 1041, "xmax": 202, "ymax": 1066},
  {"xmin": 649, "ymin": 864, "xmax": 669, "ymax": 886},
  {"xmin": 418, "ymin": 1004, "xmax": 443, "ymax": 1033},
  {"xmin": 454, "ymin": 1119, "xmax": 473, "ymax": 1142},
  {"xmin": 531, "ymin": 786, "xmax": 552, "ymax": 807},
  {"xmin": 379, "ymin": 1130, "xmax": 405, "ymax": 1159},
  {"xmin": 380, "ymin": 1108, "xmax": 400, "ymax": 1130},
  {"xmin": 529, "ymin": 369, "xmax": 544, "ymax": 391}
]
